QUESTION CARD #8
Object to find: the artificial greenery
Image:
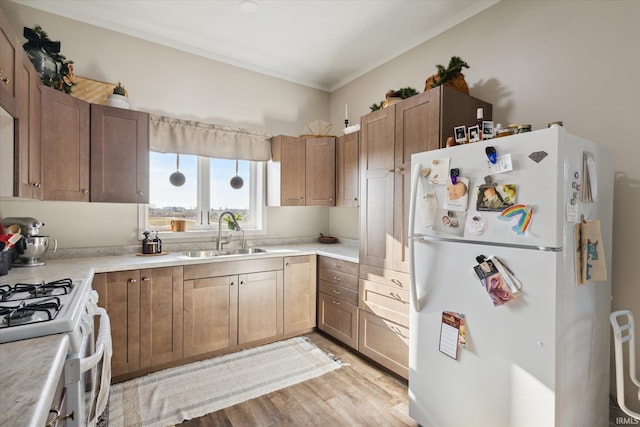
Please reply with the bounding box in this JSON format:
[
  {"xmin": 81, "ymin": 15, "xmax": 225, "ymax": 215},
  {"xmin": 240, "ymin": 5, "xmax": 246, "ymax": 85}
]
[
  {"xmin": 113, "ymin": 82, "xmax": 127, "ymax": 96},
  {"xmin": 389, "ymin": 87, "xmax": 419, "ymax": 99},
  {"xmin": 23, "ymin": 25, "xmax": 75, "ymax": 93},
  {"xmin": 370, "ymin": 101, "xmax": 385, "ymax": 111},
  {"xmin": 430, "ymin": 56, "xmax": 469, "ymax": 89}
]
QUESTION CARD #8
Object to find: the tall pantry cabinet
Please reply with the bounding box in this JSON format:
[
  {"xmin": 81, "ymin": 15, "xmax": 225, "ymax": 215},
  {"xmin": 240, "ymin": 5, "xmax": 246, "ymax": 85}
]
[{"xmin": 358, "ymin": 85, "xmax": 492, "ymax": 378}]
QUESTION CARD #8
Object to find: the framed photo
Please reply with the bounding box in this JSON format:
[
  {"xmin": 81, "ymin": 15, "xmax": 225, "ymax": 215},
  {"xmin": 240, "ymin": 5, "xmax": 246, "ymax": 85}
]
[
  {"xmin": 454, "ymin": 125, "xmax": 467, "ymax": 144},
  {"xmin": 476, "ymin": 184, "xmax": 517, "ymax": 211},
  {"xmin": 482, "ymin": 121, "xmax": 494, "ymax": 139},
  {"xmin": 468, "ymin": 125, "xmax": 480, "ymax": 143}
]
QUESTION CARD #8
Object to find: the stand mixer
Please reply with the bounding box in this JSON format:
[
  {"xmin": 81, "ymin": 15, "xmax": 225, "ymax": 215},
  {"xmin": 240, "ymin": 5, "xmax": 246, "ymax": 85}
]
[{"xmin": 1, "ymin": 217, "xmax": 57, "ymax": 266}]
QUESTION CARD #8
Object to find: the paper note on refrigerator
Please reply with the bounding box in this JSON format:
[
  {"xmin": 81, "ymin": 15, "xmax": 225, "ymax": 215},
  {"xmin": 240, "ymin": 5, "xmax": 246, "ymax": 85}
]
[{"xmin": 439, "ymin": 312, "xmax": 462, "ymax": 359}]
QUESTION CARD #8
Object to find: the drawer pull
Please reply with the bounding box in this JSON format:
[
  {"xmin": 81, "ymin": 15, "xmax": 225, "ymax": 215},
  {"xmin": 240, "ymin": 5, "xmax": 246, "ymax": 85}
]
[
  {"xmin": 332, "ymin": 300, "xmax": 341, "ymax": 305},
  {"xmin": 332, "ymin": 276, "xmax": 341, "ymax": 281},
  {"xmin": 389, "ymin": 292, "xmax": 402, "ymax": 300},
  {"xmin": 390, "ymin": 325, "xmax": 401, "ymax": 334},
  {"xmin": 390, "ymin": 278, "xmax": 404, "ymax": 287},
  {"xmin": 334, "ymin": 264, "xmax": 341, "ymax": 268},
  {"xmin": 332, "ymin": 289, "xmax": 341, "ymax": 295}
]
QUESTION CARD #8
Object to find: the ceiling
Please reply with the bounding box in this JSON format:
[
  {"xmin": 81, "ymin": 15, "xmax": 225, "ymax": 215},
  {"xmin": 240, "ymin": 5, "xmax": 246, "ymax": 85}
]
[{"xmin": 12, "ymin": 0, "xmax": 499, "ymax": 92}]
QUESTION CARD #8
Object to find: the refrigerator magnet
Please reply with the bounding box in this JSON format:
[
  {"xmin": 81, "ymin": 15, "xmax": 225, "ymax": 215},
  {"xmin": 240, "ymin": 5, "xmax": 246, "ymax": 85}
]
[
  {"xmin": 439, "ymin": 312, "xmax": 464, "ymax": 360},
  {"xmin": 433, "ymin": 208, "xmax": 466, "ymax": 237},
  {"xmin": 444, "ymin": 177, "xmax": 469, "ymax": 212},
  {"xmin": 486, "ymin": 154, "xmax": 513, "ymax": 174},
  {"xmin": 466, "ymin": 213, "xmax": 488, "ymax": 235},
  {"xmin": 476, "ymin": 184, "xmax": 517, "ymax": 212},
  {"xmin": 429, "ymin": 158, "xmax": 450, "ymax": 184},
  {"xmin": 499, "ymin": 204, "xmax": 533, "ymax": 235}
]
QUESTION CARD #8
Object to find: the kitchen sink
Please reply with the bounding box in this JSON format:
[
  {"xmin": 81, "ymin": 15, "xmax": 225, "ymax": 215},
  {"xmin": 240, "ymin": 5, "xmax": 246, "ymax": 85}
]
[{"xmin": 183, "ymin": 248, "xmax": 267, "ymax": 258}]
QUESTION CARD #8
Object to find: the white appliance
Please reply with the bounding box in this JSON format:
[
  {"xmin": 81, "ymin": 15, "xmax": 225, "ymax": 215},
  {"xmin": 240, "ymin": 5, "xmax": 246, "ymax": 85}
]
[
  {"xmin": 0, "ymin": 278, "xmax": 112, "ymax": 426},
  {"xmin": 408, "ymin": 127, "xmax": 613, "ymax": 427}
]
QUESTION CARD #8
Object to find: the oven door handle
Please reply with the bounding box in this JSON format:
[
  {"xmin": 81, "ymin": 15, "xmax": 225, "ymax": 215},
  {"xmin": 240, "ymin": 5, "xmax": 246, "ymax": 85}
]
[
  {"xmin": 80, "ymin": 307, "xmax": 111, "ymax": 373},
  {"xmin": 81, "ymin": 307, "xmax": 112, "ymax": 426}
]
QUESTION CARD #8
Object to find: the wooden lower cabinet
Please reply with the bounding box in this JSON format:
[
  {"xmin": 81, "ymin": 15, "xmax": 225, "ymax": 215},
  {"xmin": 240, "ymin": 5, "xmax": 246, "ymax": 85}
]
[
  {"xmin": 183, "ymin": 275, "xmax": 238, "ymax": 358},
  {"xmin": 317, "ymin": 256, "xmax": 359, "ymax": 349},
  {"xmin": 93, "ymin": 266, "xmax": 183, "ymax": 378},
  {"xmin": 318, "ymin": 292, "xmax": 358, "ymax": 349},
  {"xmin": 283, "ymin": 255, "xmax": 316, "ymax": 335},
  {"xmin": 358, "ymin": 309, "xmax": 409, "ymax": 379},
  {"xmin": 93, "ymin": 270, "xmax": 141, "ymax": 377},
  {"xmin": 238, "ymin": 270, "xmax": 284, "ymax": 344}
]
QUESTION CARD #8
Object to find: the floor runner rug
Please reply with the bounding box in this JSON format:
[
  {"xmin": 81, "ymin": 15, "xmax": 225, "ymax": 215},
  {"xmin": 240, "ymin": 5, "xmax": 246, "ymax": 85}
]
[{"xmin": 106, "ymin": 336, "xmax": 341, "ymax": 427}]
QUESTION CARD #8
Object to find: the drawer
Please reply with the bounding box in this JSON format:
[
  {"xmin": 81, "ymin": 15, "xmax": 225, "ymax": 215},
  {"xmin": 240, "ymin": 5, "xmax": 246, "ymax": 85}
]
[
  {"xmin": 318, "ymin": 268, "xmax": 358, "ymax": 291},
  {"xmin": 319, "ymin": 280, "xmax": 358, "ymax": 306},
  {"xmin": 359, "ymin": 279, "xmax": 409, "ymax": 327},
  {"xmin": 318, "ymin": 292, "xmax": 358, "ymax": 349},
  {"xmin": 318, "ymin": 256, "xmax": 358, "ymax": 276},
  {"xmin": 358, "ymin": 309, "xmax": 408, "ymax": 379},
  {"xmin": 359, "ymin": 264, "xmax": 410, "ymax": 290}
]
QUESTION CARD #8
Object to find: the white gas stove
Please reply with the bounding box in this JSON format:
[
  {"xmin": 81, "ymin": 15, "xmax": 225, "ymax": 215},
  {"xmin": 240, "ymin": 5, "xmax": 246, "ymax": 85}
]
[{"xmin": 0, "ymin": 277, "xmax": 93, "ymax": 352}]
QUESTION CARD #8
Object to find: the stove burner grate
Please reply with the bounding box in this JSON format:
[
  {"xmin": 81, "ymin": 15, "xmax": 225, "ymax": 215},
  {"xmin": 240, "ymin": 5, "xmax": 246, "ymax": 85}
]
[
  {"xmin": 0, "ymin": 297, "xmax": 62, "ymax": 327},
  {"xmin": 0, "ymin": 278, "xmax": 73, "ymax": 302}
]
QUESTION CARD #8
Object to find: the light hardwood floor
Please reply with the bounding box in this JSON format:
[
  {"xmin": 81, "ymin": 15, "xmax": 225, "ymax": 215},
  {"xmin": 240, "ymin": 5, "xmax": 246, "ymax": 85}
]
[{"xmin": 177, "ymin": 331, "xmax": 418, "ymax": 427}]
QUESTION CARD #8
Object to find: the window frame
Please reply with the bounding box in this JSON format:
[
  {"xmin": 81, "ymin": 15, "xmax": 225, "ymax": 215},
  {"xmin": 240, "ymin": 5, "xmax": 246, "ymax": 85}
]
[{"xmin": 138, "ymin": 155, "xmax": 266, "ymax": 241}]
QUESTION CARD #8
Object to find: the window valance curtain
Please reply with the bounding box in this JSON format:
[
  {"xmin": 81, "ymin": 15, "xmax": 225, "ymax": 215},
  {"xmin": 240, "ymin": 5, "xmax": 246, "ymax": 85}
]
[{"xmin": 149, "ymin": 114, "xmax": 272, "ymax": 161}]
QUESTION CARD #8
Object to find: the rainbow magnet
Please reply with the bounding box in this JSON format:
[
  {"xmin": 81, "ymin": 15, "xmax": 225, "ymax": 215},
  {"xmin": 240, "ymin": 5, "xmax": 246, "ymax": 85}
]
[{"xmin": 499, "ymin": 204, "xmax": 533, "ymax": 235}]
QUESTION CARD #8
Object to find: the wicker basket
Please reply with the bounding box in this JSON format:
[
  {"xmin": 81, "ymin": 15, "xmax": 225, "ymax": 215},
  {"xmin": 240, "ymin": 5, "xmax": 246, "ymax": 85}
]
[{"xmin": 70, "ymin": 76, "xmax": 119, "ymax": 105}]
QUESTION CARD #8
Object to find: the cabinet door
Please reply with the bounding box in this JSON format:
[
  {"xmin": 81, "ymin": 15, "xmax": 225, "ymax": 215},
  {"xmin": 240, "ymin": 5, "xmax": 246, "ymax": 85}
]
[
  {"xmin": 41, "ymin": 86, "xmax": 90, "ymax": 201},
  {"xmin": 140, "ymin": 267, "xmax": 184, "ymax": 369},
  {"xmin": 90, "ymin": 104, "xmax": 149, "ymax": 203},
  {"xmin": 393, "ymin": 91, "xmax": 440, "ymax": 273},
  {"xmin": 279, "ymin": 135, "xmax": 305, "ymax": 206},
  {"xmin": 336, "ymin": 132, "xmax": 359, "ymax": 207},
  {"xmin": 359, "ymin": 106, "xmax": 395, "ymax": 269},
  {"xmin": 305, "ymin": 137, "xmax": 335, "ymax": 206},
  {"xmin": 283, "ymin": 255, "xmax": 317, "ymax": 335},
  {"xmin": 14, "ymin": 54, "xmax": 42, "ymax": 199},
  {"xmin": 183, "ymin": 275, "xmax": 238, "ymax": 358},
  {"xmin": 238, "ymin": 270, "xmax": 283, "ymax": 344},
  {"xmin": 318, "ymin": 292, "xmax": 358, "ymax": 349},
  {"xmin": 358, "ymin": 309, "xmax": 409, "ymax": 379},
  {"xmin": 92, "ymin": 270, "xmax": 140, "ymax": 377},
  {"xmin": 0, "ymin": 10, "xmax": 18, "ymax": 115}
]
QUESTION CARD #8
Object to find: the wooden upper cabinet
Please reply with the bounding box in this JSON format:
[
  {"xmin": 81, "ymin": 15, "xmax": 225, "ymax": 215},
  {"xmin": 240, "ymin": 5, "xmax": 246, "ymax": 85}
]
[
  {"xmin": 90, "ymin": 104, "xmax": 149, "ymax": 203},
  {"xmin": 268, "ymin": 135, "xmax": 305, "ymax": 206},
  {"xmin": 359, "ymin": 105, "xmax": 395, "ymax": 270},
  {"xmin": 336, "ymin": 132, "xmax": 359, "ymax": 207},
  {"xmin": 359, "ymin": 86, "xmax": 492, "ymax": 273},
  {"xmin": 305, "ymin": 136, "xmax": 335, "ymax": 206},
  {"xmin": 0, "ymin": 10, "xmax": 18, "ymax": 115},
  {"xmin": 41, "ymin": 86, "xmax": 90, "ymax": 201},
  {"xmin": 14, "ymin": 53, "xmax": 42, "ymax": 199},
  {"xmin": 267, "ymin": 135, "xmax": 336, "ymax": 206}
]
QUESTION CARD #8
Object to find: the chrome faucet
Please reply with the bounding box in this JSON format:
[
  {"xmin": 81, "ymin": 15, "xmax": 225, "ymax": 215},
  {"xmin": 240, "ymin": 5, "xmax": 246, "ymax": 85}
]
[{"xmin": 217, "ymin": 211, "xmax": 241, "ymax": 250}]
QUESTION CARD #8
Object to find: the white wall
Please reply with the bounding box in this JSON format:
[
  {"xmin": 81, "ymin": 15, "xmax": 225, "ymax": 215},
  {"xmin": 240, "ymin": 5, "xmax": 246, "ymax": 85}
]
[
  {"xmin": 0, "ymin": 1, "xmax": 334, "ymax": 246},
  {"xmin": 331, "ymin": 0, "xmax": 640, "ymax": 412}
]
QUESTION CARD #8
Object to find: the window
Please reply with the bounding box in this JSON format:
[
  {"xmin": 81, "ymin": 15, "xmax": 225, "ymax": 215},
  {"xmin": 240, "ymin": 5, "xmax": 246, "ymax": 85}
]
[{"xmin": 143, "ymin": 152, "xmax": 264, "ymax": 236}]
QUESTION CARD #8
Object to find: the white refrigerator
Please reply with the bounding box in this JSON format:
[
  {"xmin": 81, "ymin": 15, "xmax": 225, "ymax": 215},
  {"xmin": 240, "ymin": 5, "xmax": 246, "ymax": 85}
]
[{"xmin": 408, "ymin": 126, "xmax": 613, "ymax": 427}]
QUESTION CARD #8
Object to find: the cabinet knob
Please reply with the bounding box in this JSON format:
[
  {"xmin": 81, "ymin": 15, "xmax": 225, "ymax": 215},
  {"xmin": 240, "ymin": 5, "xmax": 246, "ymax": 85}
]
[
  {"xmin": 353, "ymin": 197, "xmax": 358, "ymax": 201},
  {"xmin": 137, "ymin": 191, "xmax": 144, "ymax": 196},
  {"xmin": 333, "ymin": 276, "xmax": 341, "ymax": 281},
  {"xmin": 329, "ymin": 197, "xmax": 333, "ymax": 201},
  {"xmin": 300, "ymin": 196, "xmax": 304, "ymax": 200},
  {"xmin": 128, "ymin": 279, "xmax": 137, "ymax": 284},
  {"xmin": 386, "ymin": 169, "xmax": 395, "ymax": 174},
  {"xmin": 395, "ymin": 167, "xmax": 404, "ymax": 173},
  {"xmin": 230, "ymin": 282, "xmax": 235, "ymax": 286},
  {"xmin": 332, "ymin": 289, "xmax": 341, "ymax": 295},
  {"xmin": 240, "ymin": 280, "xmax": 245, "ymax": 285},
  {"xmin": 332, "ymin": 300, "xmax": 341, "ymax": 305},
  {"xmin": 82, "ymin": 189, "xmax": 88, "ymax": 194},
  {"xmin": 142, "ymin": 277, "xmax": 150, "ymax": 282}
]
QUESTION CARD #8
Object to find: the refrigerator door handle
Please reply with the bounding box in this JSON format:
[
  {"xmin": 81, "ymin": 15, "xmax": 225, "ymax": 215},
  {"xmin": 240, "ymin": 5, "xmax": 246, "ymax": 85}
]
[{"xmin": 409, "ymin": 162, "xmax": 421, "ymax": 312}]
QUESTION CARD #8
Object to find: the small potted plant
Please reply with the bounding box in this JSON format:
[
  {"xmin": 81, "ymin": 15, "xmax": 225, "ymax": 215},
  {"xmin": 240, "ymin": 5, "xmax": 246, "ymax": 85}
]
[
  {"xmin": 224, "ymin": 213, "xmax": 242, "ymax": 229},
  {"xmin": 107, "ymin": 82, "xmax": 130, "ymax": 109}
]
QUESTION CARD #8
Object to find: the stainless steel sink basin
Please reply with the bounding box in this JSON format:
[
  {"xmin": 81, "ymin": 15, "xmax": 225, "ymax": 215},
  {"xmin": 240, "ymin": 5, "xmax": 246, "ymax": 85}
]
[{"xmin": 183, "ymin": 248, "xmax": 267, "ymax": 258}]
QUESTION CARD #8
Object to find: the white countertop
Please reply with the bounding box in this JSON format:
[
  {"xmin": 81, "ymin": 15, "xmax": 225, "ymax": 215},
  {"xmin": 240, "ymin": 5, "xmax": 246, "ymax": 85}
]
[
  {"xmin": 0, "ymin": 334, "xmax": 69, "ymax": 427},
  {"xmin": 0, "ymin": 242, "xmax": 358, "ymax": 424}
]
